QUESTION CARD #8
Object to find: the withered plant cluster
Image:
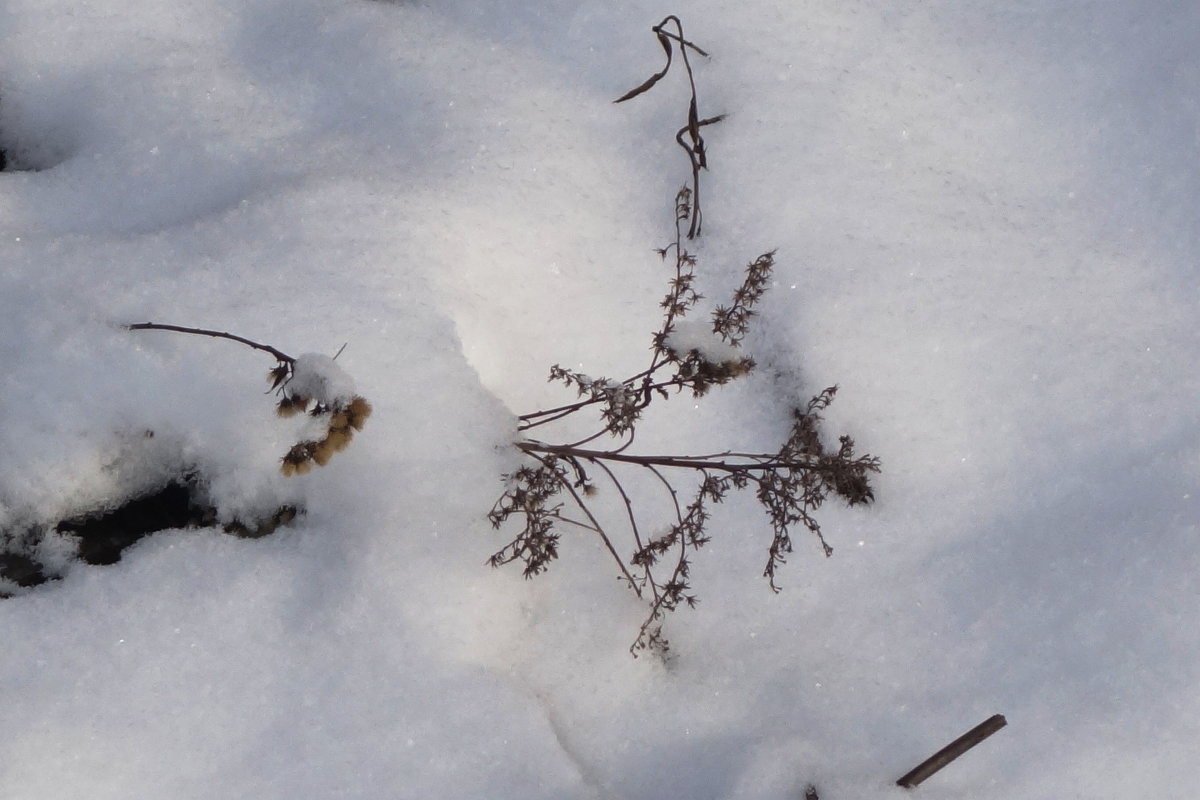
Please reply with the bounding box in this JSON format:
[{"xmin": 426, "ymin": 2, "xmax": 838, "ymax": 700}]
[
  {"xmin": 488, "ymin": 19, "xmax": 879, "ymax": 655},
  {"xmin": 489, "ymin": 187, "xmax": 879, "ymax": 655},
  {"xmin": 127, "ymin": 323, "xmax": 371, "ymax": 474}
]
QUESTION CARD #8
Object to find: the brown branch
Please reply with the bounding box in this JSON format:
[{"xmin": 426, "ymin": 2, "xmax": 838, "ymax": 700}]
[
  {"xmin": 126, "ymin": 322, "xmax": 295, "ymax": 364},
  {"xmin": 528, "ymin": 453, "xmax": 642, "ymax": 598},
  {"xmin": 593, "ymin": 459, "xmax": 659, "ymax": 604},
  {"xmin": 518, "ymin": 441, "xmax": 832, "ymax": 474},
  {"xmin": 896, "ymin": 714, "xmax": 1008, "ymax": 789},
  {"xmin": 613, "ymin": 16, "xmax": 721, "ymax": 239},
  {"xmin": 518, "ymin": 377, "xmax": 680, "ymax": 430},
  {"xmin": 676, "ymin": 115, "xmax": 726, "ymax": 238}
]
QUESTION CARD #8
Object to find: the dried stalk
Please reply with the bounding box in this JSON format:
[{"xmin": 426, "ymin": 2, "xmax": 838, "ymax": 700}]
[{"xmin": 896, "ymin": 714, "xmax": 1008, "ymax": 789}]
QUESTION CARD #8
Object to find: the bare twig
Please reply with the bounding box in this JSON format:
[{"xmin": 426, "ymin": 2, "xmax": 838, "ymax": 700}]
[
  {"xmin": 126, "ymin": 322, "xmax": 294, "ymax": 364},
  {"xmin": 615, "ymin": 17, "xmax": 722, "ymax": 238},
  {"xmin": 530, "ymin": 453, "xmax": 641, "ymax": 597},
  {"xmin": 896, "ymin": 714, "xmax": 1008, "ymax": 789},
  {"xmin": 517, "ymin": 441, "xmax": 871, "ymax": 477}
]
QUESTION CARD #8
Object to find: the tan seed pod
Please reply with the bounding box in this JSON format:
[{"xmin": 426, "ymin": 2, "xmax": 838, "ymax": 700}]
[
  {"xmin": 292, "ymin": 459, "xmax": 314, "ymax": 476},
  {"xmin": 348, "ymin": 396, "xmax": 372, "ymax": 430},
  {"xmin": 328, "ymin": 410, "xmax": 351, "ymax": 431},
  {"xmin": 312, "ymin": 440, "xmax": 335, "ymax": 466},
  {"xmin": 325, "ymin": 427, "xmax": 353, "ymax": 453},
  {"xmin": 280, "ymin": 460, "xmax": 297, "ymax": 477}
]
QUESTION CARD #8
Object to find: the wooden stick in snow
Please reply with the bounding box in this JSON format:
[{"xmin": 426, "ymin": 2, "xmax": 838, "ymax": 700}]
[{"xmin": 896, "ymin": 714, "xmax": 1007, "ymax": 789}]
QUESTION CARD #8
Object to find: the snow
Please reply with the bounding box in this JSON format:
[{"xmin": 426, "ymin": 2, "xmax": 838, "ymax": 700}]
[
  {"xmin": 2, "ymin": 0, "xmax": 1199, "ymax": 798},
  {"xmin": 664, "ymin": 318, "xmax": 746, "ymax": 368},
  {"xmin": 287, "ymin": 353, "xmax": 357, "ymax": 406}
]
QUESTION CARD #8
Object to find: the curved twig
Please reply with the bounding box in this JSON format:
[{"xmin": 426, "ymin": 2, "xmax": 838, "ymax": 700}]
[
  {"xmin": 528, "ymin": 453, "xmax": 641, "ymax": 597},
  {"xmin": 127, "ymin": 322, "xmax": 295, "ymax": 364}
]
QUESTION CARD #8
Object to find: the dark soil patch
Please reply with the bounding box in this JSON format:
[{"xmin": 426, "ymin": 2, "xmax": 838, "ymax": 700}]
[
  {"xmin": 57, "ymin": 480, "xmax": 207, "ymax": 566},
  {"xmin": 1, "ymin": 476, "xmax": 299, "ymax": 595}
]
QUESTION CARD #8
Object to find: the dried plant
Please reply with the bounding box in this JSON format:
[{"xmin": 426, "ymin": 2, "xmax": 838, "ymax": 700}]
[
  {"xmin": 615, "ymin": 16, "xmax": 725, "ymax": 239},
  {"xmin": 491, "ymin": 19, "xmax": 878, "ymax": 656},
  {"xmin": 126, "ymin": 323, "xmax": 371, "ymax": 473},
  {"xmin": 489, "ymin": 188, "xmax": 879, "ymax": 656}
]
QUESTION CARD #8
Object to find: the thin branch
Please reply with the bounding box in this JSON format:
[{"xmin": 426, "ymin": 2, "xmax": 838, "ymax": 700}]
[
  {"xmin": 676, "ymin": 115, "xmax": 726, "ymax": 238},
  {"xmin": 613, "ymin": 16, "xmax": 721, "ymax": 240},
  {"xmin": 549, "ymin": 514, "xmax": 602, "ymax": 534},
  {"xmin": 593, "ymin": 460, "xmax": 645, "ymax": 554},
  {"xmin": 517, "ymin": 406, "xmax": 581, "ymax": 431},
  {"xmin": 564, "ymin": 428, "xmax": 617, "ymax": 450},
  {"xmin": 611, "ymin": 429, "xmax": 637, "ymax": 455},
  {"xmin": 518, "ymin": 376, "xmax": 679, "ymax": 428},
  {"xmin": 519, "ymin": 441, "xmax": 833, "ymax": 474},
  {"xmin": 653, "ymin": 15, "xmax": 710, "ymax": 58},
  {"xmin": 646, "ymin": 464, "xmax": 684, "ymax": 525},
  {"xmin": 529, "ymin": 454, "xmax": 642, "ymax": 598},
  {"xmin": 592, "ymin": 459, "xmax": 659, "ymax": 604},
  {"xmin": 127, "ymin": 322, "xmax": 294, "ymax": 364}
]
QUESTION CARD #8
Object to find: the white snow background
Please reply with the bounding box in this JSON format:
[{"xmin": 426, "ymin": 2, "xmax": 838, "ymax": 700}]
[{"xmin": 2, "ymin": 0, "xmax": 1198, "ymax": 797}]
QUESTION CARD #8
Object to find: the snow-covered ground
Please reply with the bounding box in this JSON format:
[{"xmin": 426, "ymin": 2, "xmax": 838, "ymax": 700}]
[{"xmin": 2, "ymin": 1, "xmax": 1198, "ymax": 797}]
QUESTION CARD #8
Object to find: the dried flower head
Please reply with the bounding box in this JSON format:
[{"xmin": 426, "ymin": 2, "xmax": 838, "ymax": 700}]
[
  {"xmin": 277, "ymin": 394, "xmax": 371, "ymax": 475},
  {"xmin": 347, "ymin": 396, "xmax": 372, "ymax": 431}
]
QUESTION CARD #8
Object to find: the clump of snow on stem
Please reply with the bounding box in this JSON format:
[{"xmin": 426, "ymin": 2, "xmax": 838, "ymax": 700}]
[{"xmin": 287, "ymin": 353, "xmax": 357, "ymax": 407}]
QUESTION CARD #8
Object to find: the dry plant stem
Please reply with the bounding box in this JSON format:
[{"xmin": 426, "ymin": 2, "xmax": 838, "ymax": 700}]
[
  {"xmin": 676, "ymin": 115, "xmax": 725, "ymax": 238},
  {"xmin": 615, "ymin": 16, "xmax": 721, "ymax": 239},
  {"xmin": 127, "ymin": 322, "xmax": 295, "ymax": 364},
  {"xmin": 528, "ymin": 453, "xmax": 641, "ymax": 596},
  {"xmin": 521, "ymin": 191, "xmax": 707, "ymax": 446},
  {"xmin": 896, "ymin": 714, "xmax": 1008, "ymax": 789},
  {"xmin": 518, "ymin": 376, "xmax": 673, "ymax": 430},
  {"xmin": 644, "ymin": 191, "xmax": 697, "ymax": 381},
  {"xmin": 592, "ymin": 460, "xmax": 650, "ymax": 569},
  {"xmin": 633, "ymin": 480, "xmax": 695, "ymax": 647},
  {"xmin": 519, "ymin": 441, "xmax": 831, "ymax": 475}
]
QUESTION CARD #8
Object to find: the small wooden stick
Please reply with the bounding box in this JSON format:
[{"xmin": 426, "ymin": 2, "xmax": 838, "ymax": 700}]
[{"xmin": 896, "ymin": 714, "xmax": 1007, "ymax": 789}]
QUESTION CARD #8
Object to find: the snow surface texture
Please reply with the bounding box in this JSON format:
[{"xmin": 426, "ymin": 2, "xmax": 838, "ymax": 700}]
[
  {"xmin": 2, "ymin": 0, "xmax": 1198, "ymax": 798},
  {"xmin": 664, "ymin": 318, "xmax": 745, "ymax": 367}
]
